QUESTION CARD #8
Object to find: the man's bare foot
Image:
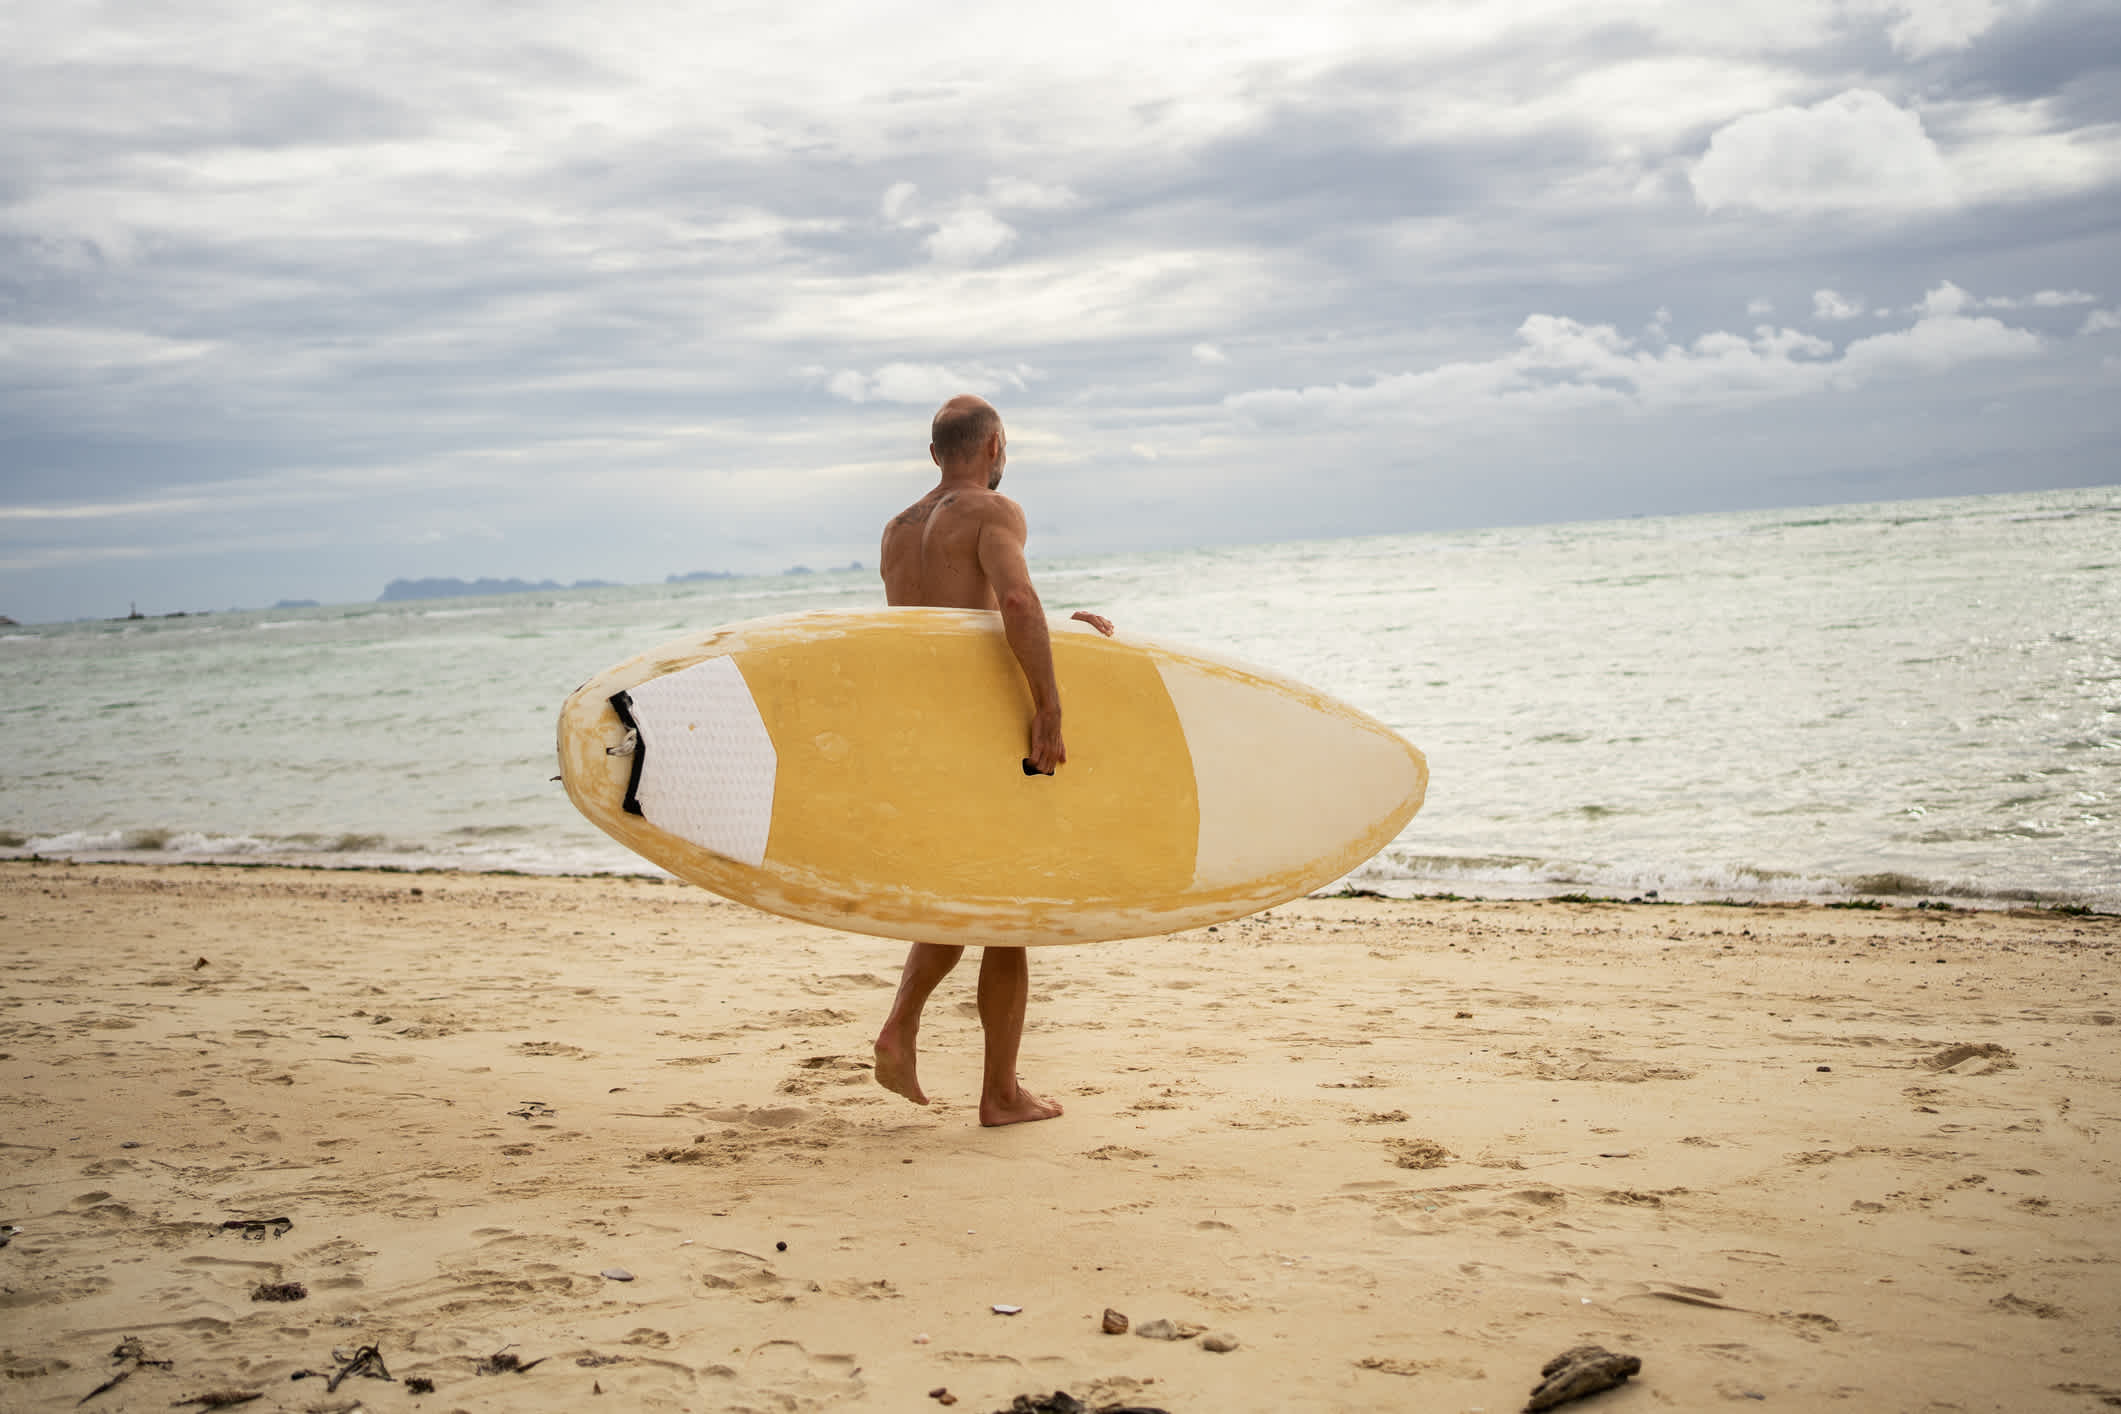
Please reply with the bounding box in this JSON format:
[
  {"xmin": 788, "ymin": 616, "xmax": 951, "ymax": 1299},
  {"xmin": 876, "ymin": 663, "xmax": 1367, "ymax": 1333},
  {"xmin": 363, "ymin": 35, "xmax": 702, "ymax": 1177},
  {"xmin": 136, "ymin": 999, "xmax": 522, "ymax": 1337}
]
[
  {"xmin": 979, "ymin": 1084, "xmax": 1063, "ymax": 1128},
  {"xmin": 873, "ymin": 1033, "xmax": 929, "ymax": 1106}
]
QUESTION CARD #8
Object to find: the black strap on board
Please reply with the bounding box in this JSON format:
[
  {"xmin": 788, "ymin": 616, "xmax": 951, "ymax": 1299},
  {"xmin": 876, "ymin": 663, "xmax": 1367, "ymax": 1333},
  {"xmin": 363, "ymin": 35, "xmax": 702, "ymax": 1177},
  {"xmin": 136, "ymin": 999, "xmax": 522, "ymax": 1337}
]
[{"xmin": 610, "ymin": 691, "xmax": 649, "ymax": 815}]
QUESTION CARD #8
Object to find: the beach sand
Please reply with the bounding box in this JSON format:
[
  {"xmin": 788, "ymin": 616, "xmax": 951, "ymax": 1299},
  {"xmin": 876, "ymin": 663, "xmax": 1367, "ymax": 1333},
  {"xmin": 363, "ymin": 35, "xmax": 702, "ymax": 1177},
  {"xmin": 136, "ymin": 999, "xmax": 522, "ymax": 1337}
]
[{"xmin": 1, "ymin": 862, "xmax": 2116, "ymax": 1413}]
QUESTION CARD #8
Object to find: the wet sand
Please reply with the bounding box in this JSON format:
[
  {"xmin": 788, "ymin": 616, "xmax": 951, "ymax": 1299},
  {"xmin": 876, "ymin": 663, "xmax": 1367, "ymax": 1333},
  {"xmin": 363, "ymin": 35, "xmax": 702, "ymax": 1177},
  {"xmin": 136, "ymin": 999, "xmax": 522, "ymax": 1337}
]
[{"xmin": 1, "ymin": 861, "xmax": 2116, "ymax": 1412}]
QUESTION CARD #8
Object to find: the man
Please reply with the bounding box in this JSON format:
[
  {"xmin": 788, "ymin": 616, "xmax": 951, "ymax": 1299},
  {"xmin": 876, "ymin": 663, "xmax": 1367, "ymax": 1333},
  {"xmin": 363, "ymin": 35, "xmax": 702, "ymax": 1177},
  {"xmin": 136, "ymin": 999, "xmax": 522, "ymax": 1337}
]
[{"xmin": 872, "ymin": 394, "xmax": 1112, "ymax": 1127}]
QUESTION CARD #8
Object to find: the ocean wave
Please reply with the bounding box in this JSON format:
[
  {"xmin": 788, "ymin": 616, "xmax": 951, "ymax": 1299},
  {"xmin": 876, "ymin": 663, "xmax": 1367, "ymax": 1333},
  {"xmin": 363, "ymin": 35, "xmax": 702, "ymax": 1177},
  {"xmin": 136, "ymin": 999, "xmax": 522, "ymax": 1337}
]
[
  {"xmin": 1337, "ymin": 848, "xmax": 2114, "ymax": 911},
  {"xmin": 3, "ymin": 825, "xmax": 2108, "ymax": 911},
  {"xmin": 1, "ymin": 827, "xmax": 658, "ymax": 879}
]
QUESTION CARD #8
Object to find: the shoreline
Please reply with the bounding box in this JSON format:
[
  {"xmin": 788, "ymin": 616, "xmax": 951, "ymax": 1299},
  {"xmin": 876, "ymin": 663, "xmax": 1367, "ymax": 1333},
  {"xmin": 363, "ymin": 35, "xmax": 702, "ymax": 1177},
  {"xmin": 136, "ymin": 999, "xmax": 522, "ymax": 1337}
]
[
  {"xmin": 3, "ymin": 862, "xmax": 2117, "ymax": 1412},
  {"xmin": 1, "ymin": 851, "xmax": 2109, "ymax": 918}
]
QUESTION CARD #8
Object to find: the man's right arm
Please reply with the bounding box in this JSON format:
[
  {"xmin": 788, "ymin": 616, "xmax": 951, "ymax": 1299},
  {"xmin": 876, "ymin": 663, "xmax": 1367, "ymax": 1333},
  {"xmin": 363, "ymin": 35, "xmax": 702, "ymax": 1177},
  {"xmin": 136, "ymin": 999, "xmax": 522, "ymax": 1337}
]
[{"xmin": 976, "ymin": 501, "xmax": 1066, "ymax": 774}]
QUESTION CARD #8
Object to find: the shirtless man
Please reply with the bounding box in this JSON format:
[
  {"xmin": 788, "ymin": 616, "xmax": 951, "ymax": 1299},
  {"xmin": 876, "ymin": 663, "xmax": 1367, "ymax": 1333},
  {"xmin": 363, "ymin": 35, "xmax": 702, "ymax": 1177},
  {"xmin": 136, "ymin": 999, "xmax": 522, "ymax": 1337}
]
[{"xmin": 871, "ymin": 394, "xmax": 1113, "ymax": 1127}]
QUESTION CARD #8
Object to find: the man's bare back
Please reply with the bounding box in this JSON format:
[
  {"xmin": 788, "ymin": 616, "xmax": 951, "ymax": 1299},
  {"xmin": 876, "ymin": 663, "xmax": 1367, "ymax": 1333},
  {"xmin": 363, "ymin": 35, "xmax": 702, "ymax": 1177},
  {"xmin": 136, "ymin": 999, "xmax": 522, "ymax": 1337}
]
[
  {"xmin": 880, "ymin": 484, "xmax": 1016, "ymax": 612},
  {"xmin": 869, "ymin": 394, "xmax": 1109, "ymax": 1126}
]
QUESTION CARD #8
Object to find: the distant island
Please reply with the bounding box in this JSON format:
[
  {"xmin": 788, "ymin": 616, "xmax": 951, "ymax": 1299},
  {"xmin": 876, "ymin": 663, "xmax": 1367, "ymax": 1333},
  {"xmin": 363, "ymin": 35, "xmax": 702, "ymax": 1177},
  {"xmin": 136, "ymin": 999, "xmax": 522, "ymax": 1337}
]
[
  {"xmin": 377, "ymin": 577, "xmax": 615, "ymax": 603},
  {"xmin": 669, "ymin": 562, "xmax": 863, "ymax": 583},
  {"xmin": 381, "ymin": 564, "xmax": 865, "ymax": 603},
  {"xmin": 273, "ymin": 599, "xmax": 319, "ymax": 610}
]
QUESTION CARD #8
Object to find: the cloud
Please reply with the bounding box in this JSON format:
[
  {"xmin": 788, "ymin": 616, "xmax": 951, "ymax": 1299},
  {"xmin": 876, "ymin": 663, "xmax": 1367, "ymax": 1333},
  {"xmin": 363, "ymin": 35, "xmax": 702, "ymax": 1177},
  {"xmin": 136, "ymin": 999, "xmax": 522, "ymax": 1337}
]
[
  {"xmin": 1813, "ymin": 289, "xmax": 1866, "ymax": 320},
  {"xmin": 1226, "ymin": 284, "xmax": 2043, "ymax": 426},
  {"xmin": 1978, "ymin": 289, "xmax": 2098, "ymax": 309},
  {"xmin": 825, "ymin": 362, "xmax": 1038, "ymax": 405},
  {"xmin": 1192, "ymin": 342, "xmax": 1229, "ymax": 365},
  {"xmin": 1691, "ymin": 90, "xmax": 1954, "ymax": 215},
  {"xmin": 880, "ymin": 182, "xmax": 920, "ymax": 224},
  {"xmin": 0, "ymin": 494, "xmax": 214, "ymax": 522},
  {"xmin": 1856, "ymin": 0, "xmax": 2028, "ymax": 57},
  {"xmin": 2083, "ymin": 309, "xmax": 2121, "ymax": 335},
  {"xmin": 986, "ymin": 178, "xmax": 1079, "ymax": 212},
  {"xmin": 1922, "ymin": 281, "xmax": 1973, "ymax": 317},
  {"xmin": 876, "ymin": 178, "xmax": 1072, "ymax": 266},
  {"xmin": 0, "ymin": 323, "xmax": 216, "ymax": 372},
  {"xmin": 1837, "ymin": 306, "xmax": 2041, "ymax": 378},
  {"xmin": 923, "ymin": 209, "xmax": 1018, "ymax": 265}
]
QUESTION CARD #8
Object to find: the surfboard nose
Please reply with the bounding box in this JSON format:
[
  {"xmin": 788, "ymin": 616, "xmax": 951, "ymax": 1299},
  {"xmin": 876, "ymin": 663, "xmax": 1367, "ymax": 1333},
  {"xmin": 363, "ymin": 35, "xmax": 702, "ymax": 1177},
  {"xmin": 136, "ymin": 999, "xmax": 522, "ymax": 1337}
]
[{"xmin": 1155, "ymin": 658, "xmax": 1427, "ymax": 892}]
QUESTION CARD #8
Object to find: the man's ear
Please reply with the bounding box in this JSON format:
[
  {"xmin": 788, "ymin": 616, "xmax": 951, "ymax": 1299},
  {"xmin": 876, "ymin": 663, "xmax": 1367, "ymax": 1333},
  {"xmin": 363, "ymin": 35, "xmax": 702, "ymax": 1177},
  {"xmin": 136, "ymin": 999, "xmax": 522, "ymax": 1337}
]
[{"xmin": 931, "ymin": 444, "xmax": 942, "ymax": 468}]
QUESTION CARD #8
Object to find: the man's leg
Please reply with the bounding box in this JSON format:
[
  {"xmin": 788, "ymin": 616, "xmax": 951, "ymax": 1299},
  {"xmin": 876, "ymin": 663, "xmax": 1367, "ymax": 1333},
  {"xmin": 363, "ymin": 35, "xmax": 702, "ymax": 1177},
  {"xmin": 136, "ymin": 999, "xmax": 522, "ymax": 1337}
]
[
  {"xmin": 874, "ymin": 942, "xmax": 962, "ymax": 1105},
  {"xmin": 976, "ymin": 946, "xmax": 1063, "ymax": 1127}
]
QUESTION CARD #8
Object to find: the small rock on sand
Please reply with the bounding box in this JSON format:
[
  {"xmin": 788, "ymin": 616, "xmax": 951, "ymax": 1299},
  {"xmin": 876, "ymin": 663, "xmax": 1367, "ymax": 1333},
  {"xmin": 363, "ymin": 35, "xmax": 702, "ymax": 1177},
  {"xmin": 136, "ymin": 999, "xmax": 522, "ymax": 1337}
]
[
  {"xmin": 1102, "ymin": 1308, "xmax": 1129, "ymax": 1334},
  {"xmin": 1200, "ymin": 1332, "xmax": 1239, "ymax": 1353},
  {"xmin": 1524, "ymin": 1344, "xmax": 1642, "ymax": 1411},
  {"xmin": 1134, "ymin": 1318, "xmax": 1179, "ymax": 1340}
]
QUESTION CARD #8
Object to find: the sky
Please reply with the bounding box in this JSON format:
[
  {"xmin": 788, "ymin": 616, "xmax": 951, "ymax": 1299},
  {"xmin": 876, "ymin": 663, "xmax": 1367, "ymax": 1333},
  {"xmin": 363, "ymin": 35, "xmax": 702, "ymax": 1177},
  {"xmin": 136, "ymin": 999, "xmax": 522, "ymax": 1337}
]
[{"xmin": 2, "ymin": 0, "xmax": 2118, "ymax": 621}]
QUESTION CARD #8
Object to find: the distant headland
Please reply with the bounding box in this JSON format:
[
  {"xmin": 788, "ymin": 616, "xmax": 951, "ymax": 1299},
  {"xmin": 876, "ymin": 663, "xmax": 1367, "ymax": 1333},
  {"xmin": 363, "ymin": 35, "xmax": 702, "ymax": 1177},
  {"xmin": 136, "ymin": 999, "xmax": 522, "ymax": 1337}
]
[
  {"xmin": 668, "ymin": 561, "xmax": 863, "ymax": 583},
  {"xmin": 380, "ymin": 565, "xmax": 861, "ymax": 602},
  {"xmin": 377, "ymin": 577, "xmax": 617, "ymax": 602}
]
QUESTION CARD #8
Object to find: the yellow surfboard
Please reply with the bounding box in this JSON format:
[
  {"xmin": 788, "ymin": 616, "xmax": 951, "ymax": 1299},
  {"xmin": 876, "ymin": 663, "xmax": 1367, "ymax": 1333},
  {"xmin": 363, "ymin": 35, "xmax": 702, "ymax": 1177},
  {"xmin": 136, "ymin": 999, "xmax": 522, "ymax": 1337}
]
[{"xmin": 557, "ymin": 608, "xmax": 1426, "ymax": 946}]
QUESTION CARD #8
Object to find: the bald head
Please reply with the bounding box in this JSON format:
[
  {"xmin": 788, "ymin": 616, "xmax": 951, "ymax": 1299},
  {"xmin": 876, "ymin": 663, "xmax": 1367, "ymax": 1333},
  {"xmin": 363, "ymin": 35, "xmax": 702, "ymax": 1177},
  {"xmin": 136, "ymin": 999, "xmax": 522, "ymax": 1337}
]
[{"xmin": 930, "ymin": 395, "xmax": 1003, "ymax": 466}]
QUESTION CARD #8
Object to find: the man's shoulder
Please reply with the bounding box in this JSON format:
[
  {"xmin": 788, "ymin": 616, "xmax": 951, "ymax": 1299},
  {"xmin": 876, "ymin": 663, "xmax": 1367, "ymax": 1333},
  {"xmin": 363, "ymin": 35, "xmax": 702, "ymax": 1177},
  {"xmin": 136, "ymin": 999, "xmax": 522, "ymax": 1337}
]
[
  {"xmin": 965, "ymin": 488, "xmax": 1026, "ymax": 526},
  {"xmin": 928, "ymin": 487, "xmax": 1024, "ymax": 531}
]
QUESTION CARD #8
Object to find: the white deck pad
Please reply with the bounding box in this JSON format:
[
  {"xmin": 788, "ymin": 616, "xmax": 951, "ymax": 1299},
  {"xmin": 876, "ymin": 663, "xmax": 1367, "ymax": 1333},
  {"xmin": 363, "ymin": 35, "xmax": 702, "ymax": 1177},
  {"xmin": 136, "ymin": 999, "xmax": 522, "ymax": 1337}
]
[{"xmin": 620, "ymin": 656, "xmax": 777, "ymax": 868}]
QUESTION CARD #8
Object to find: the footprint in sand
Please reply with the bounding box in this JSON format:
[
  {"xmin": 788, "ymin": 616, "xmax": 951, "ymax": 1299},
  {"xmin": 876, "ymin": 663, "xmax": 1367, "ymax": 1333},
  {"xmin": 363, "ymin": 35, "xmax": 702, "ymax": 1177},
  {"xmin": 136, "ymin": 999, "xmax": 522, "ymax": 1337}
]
[
  {"xmin": 1922, "ymin": 1042, "xmax": 2016, "ymax": 1074},
  {"xmin": 646, "ymin": 1108, "xmax": 840, "ymax": 1168},
  {"xmin": 804, "ymin": 973, "xmax": 895, "ymax": 994},
  {"xmin": 734, "ymin": 1341, "xmax": 863, "ymax": 1403},
  {"xmin": 695, "ymin": 1249, "xmax": 793, "ymax": 1302},
  {"xmin": 774, "ymin": 1008, "xmax": 857, "ymax": 1027},
  {"xmin": 1386, "ymin": 1137, "xmax": 1453, "ymax": 1170},
  {"xmin": 1991, "ymin": 1292, "xmax": 2068, "ymax": 1319},
  {"xmin": 513, "ymin": 1041, "xmax": 590, "ymax": 1059},
  {"xmin": 777, "ymin": 1055, "xmax": 871, "ymax": 1095}
]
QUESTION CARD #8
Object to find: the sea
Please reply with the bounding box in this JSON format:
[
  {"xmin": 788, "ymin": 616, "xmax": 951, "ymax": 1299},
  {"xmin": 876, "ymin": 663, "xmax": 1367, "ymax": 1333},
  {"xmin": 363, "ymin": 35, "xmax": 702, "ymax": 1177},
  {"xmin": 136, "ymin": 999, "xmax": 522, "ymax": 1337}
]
[{"xmin": 2, "ymin": 486, "xmax": 2115, "ymax": 911}]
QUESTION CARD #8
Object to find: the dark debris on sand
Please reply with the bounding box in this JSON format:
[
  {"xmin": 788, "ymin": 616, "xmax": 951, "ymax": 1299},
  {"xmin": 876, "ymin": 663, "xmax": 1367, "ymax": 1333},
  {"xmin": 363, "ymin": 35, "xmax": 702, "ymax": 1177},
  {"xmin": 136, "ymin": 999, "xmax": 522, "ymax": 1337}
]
[
  {"xmin": 77, "ymin": 1337, "xmax": 172, "ymax": 1405},
  {"xmin": 248, "ymin": 1280, "xmax": 306, "ymax": 1302},
  {"xmin": 290, "ymin": 1343, "xmax": 393, "ymax": 1394},
  {"xmin": 170, "ymin": 1391, "xmax": 263, "ymax": 1409},
  {"xmin": 475, "ymin": 1348, "xmax": 547, "ymax": 1376},
  {"xmin": 991, "ymin": 1394, "xmax": 1170, "ymax": 1414}
]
